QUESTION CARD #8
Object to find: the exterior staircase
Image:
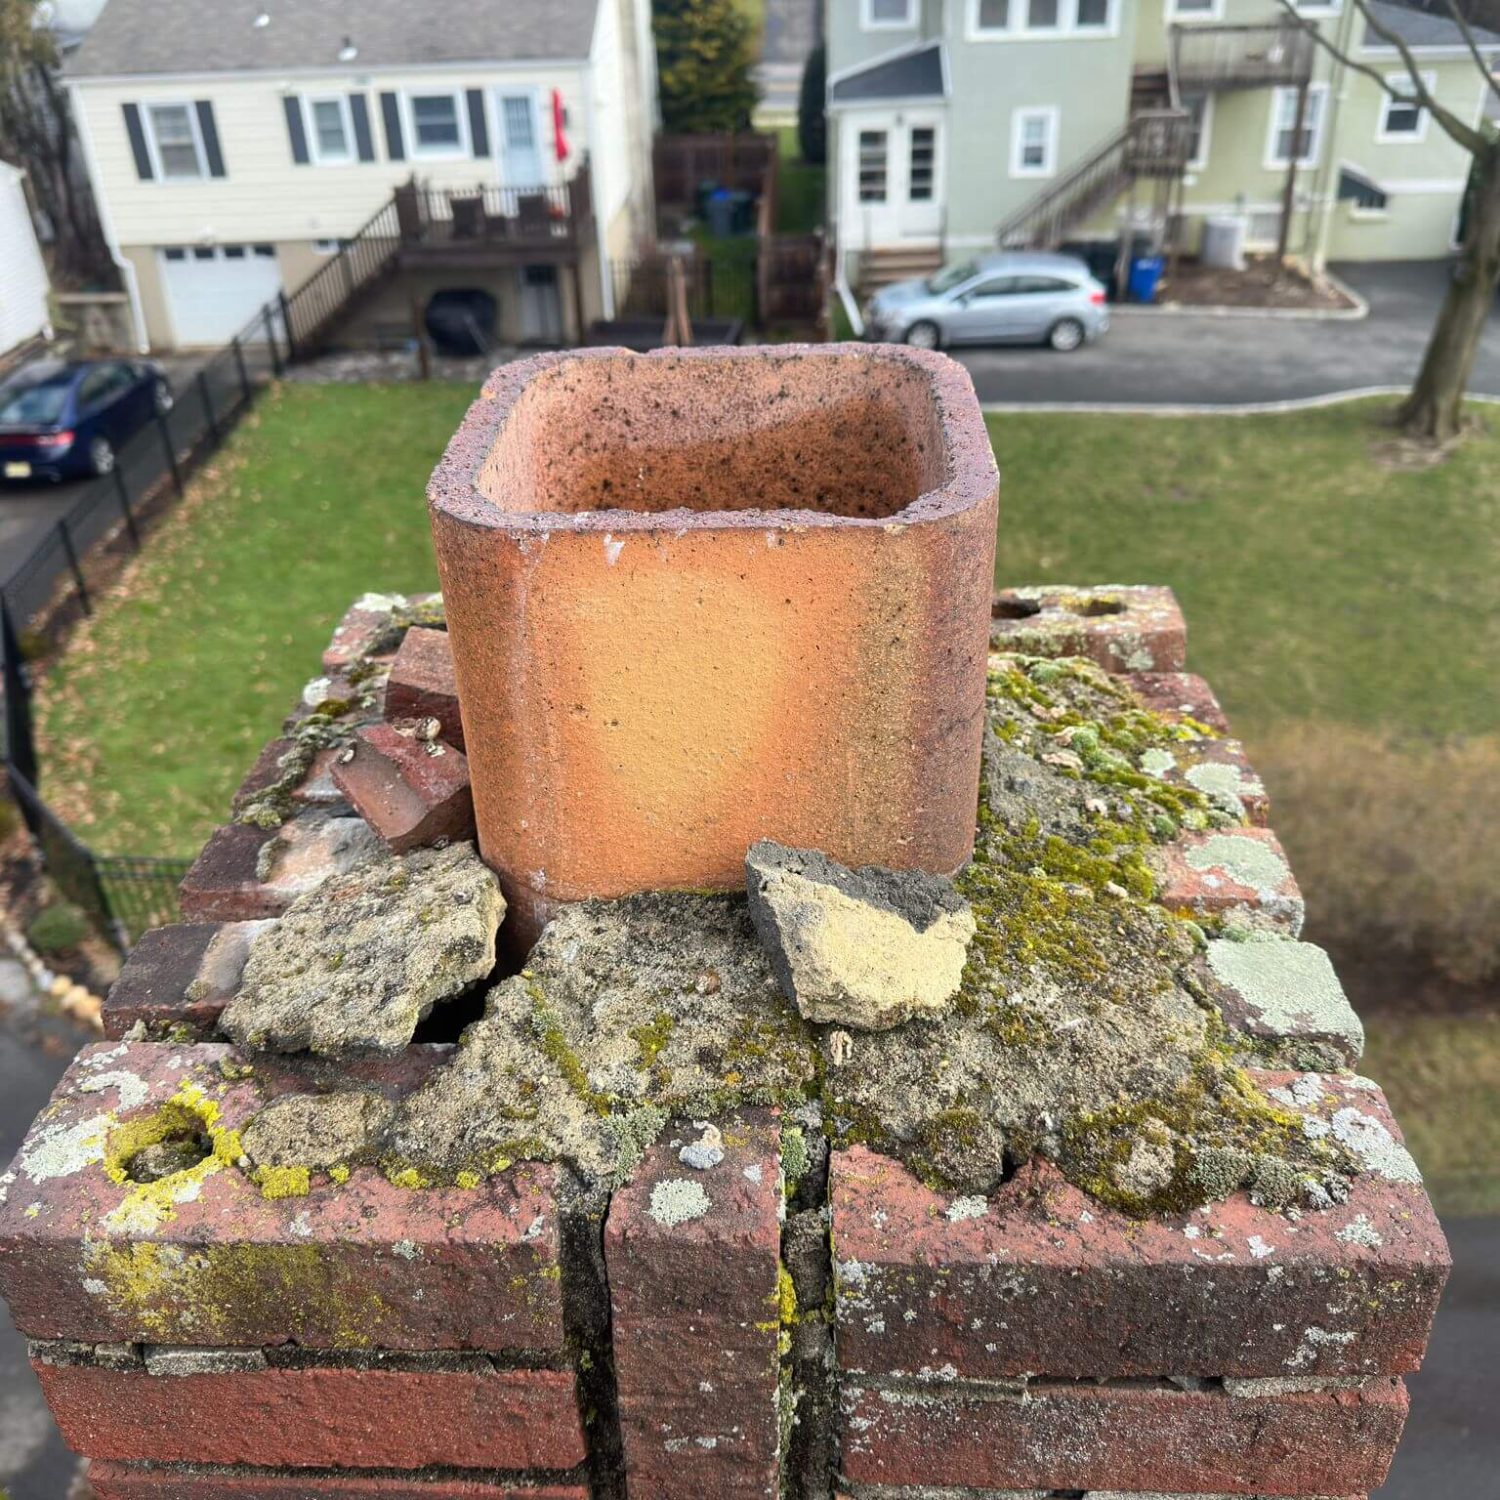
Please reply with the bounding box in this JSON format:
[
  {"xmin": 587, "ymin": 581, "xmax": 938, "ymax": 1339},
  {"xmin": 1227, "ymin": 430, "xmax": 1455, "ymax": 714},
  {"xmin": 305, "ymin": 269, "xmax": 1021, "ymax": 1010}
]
[{"xmin": 857, "ymin": 243, "xmax": 945, "ymax": 294}]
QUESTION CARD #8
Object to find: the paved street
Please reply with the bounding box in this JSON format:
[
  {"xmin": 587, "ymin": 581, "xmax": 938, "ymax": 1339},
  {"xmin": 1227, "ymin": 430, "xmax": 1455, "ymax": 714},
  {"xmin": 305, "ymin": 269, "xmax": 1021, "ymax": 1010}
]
[{"xmin": 954, "ymin": 261, "xmax": 1500, "ymax": 407}]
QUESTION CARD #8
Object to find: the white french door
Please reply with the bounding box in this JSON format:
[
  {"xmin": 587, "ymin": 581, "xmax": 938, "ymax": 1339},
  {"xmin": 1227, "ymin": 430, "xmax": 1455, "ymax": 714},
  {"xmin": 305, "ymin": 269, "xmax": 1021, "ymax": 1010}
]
[{"xmin": 841, "ymin": 109, "xmax": 946, "ymax": 247}]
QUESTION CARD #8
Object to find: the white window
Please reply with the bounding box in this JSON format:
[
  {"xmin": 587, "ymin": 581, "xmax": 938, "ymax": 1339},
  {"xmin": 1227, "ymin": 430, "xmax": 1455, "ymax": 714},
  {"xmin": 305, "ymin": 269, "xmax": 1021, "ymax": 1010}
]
[
  {"xmin": 862, "ymin": 0, "xmax": 916, "ymax": 28},
  {"xmin": 406, "ymin": 91, "xmax": 467, "ymax": 157},
  {"xmin": 1291, "ymin": 0, "xmax": 1341, "ymax": 14},
  {"xmin": 1378, "ymin": 73, "xmax": 1435, "ymax": 142},
  {"xmin": 971, "ymin": 0, "xmax": 1115, "ymax": 36},
  {"xmin": 1183, "ymin": 92, "xmax": 1213, "ymax": 169},
  {"xmin": 305, "ymin": 95, "xmax": 354, "ymax": 164},
  {"xmin": 858, "ymin": 129, "xmax": 889, "ymax": 201},
  {"xmin": 146, "ymin": 103, "xmax": 207, "ymax": 180},
  {"xmin": 1266, "ymin": 84, "xmax": 1328, "ymax": 168},
  {"xmin": 1011, "ymin": 107, "xmax": 1059, "ymax": 177},
  {"xmin": 1166, "ymin": 0, "xmax": 1222, "ymax": 18}
]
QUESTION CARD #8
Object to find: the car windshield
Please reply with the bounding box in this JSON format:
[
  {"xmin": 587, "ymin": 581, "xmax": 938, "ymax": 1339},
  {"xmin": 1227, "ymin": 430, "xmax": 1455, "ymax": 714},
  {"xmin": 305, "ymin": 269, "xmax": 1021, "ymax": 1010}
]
[
  {"xmin": 926, "ymin": 261, "xmax": 980, "ymax": 295},
  {"xmin": 0, "ymin": 376, "xmax": 71, "ymax": 428}
]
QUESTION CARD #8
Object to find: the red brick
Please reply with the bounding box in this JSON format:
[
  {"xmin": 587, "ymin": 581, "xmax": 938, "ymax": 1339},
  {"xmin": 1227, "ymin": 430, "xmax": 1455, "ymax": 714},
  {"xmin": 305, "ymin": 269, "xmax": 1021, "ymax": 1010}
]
[
  {"xmin": 830, "ymin": 1075, "xmax": 1447, "ymax": 1381},
  {"xmin": 38, "ymin": 1362, "xmax": 585, "ymax": 1471},
  {"xmin": 0, "ymin": 1044, "xmax": 566, "ymax": 1353},
  {"xmin": 840, "ymin": 1377, "xmax": 1407, "ymax": 1494},
  {"xmin": 89, "ymin": 1466, "xmax": 586, "ymax": 1500},
  {"xmin": 605, "ymin": 1110, "xmax": 782, "ymax": 1500},
  {"xmin": 179, "ymin": 812, "xmax": 381, "ymax": 922},
  {"xmin": 331, "ymin": 723, "xmax": 474, "ymax": 853},
  {"xmin": 1147, "ymin": 736, "xmax": 1270, "ymax": 826},
  {"xmin": 1124, "ymin": 670, "xmax": 1231, "ymax": 732},
  {"xmin": 991, "ymin": 585, "xmax": 1186, "ymax": 673},
  {"xmin": 102, "ymin": 922, "xmax": 272, "ymax": 1041},
  {"xmin": 1153, "ymin": 825, "xmax": 1305, "ymax": 933},
  {"xmin": 386, "ymin": 627, "xmax": 464, "ymax": 751}
]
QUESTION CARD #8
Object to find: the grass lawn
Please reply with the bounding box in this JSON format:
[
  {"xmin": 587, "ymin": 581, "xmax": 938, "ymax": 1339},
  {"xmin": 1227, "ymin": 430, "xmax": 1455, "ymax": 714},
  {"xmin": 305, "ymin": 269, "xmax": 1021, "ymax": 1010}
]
[{"xmin": 36, "ymin": 383, "xmax": 469, "ymax": 856}]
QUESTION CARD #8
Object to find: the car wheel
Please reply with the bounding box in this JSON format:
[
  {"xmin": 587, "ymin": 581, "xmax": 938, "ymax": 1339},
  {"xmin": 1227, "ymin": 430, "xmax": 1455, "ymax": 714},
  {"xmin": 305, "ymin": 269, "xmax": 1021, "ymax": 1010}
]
[
  {"xmin": 1048, "ymin": 318, "xmax": 1086, "ymax": 353},
  {"xmin": 88, "ymin": 436, "xmax": 115, "ymax": 477},
  {"xmin": 903, "ymin": 320, "xmax": 941, "ymax": 351}
]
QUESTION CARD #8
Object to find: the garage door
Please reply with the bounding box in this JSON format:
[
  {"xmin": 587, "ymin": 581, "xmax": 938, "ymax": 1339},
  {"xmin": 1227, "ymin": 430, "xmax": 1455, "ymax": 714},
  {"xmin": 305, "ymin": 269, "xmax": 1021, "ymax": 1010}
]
[{"xmin": 160, "ymin": 244, "xmax": 284, "ymax": 347}]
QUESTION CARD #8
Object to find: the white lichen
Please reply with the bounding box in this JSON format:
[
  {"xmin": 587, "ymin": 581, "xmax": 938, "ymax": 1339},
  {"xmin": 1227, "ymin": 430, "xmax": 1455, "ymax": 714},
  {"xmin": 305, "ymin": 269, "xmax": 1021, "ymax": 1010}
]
[{"xmin": 648, "ymin": 1177, "xmax": 711, "ymax": 1227}]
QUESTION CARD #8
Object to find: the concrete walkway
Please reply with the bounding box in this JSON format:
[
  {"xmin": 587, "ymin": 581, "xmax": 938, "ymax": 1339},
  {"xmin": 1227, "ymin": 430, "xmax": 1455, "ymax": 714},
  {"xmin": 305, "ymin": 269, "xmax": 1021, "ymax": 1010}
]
[{"xmin": 954, "ymin": 260, "xmax": 1500, "ymax": 408}]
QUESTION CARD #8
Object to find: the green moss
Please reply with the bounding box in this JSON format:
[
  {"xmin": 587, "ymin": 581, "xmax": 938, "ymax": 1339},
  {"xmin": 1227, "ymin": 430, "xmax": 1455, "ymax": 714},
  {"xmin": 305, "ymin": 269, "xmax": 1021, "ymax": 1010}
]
[
  {"xmin": 253, "ymin": 1164, "xmax": 311, "ymax": 1200},
  {"xmin": 781, "ymin": 1125, "xmax": 808, "ymax": 1198},
  {"xmin": 630, "ymin": 1012, "xmax": 676, "ymax": 1068}
]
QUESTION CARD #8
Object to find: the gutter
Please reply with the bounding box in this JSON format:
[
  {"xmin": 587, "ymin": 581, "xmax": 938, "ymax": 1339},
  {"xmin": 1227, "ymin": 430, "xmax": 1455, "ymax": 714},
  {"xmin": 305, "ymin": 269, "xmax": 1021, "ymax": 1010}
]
[{"xmin": 68, "ymin": 78, "xmax": 149, "ymax": 352}]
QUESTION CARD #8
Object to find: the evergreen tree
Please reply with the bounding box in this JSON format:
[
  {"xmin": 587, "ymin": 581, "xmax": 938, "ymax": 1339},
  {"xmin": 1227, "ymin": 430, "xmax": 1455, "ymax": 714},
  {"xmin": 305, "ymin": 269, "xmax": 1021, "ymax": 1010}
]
[
  {"xmin": 653, "ymin": 0, "xmax": 758, "ymax": 135},
  {"xmin": 797, "ymin": 42, "xmax": 826, "ymax": 166}
]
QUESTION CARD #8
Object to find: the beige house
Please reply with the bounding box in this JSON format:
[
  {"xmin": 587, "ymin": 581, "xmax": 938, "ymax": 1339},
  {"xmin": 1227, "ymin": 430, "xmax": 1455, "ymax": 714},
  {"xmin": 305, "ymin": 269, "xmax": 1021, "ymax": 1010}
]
[{"xmin": 66, "ymin": 0, "xmax": 659, "ymax": 351}]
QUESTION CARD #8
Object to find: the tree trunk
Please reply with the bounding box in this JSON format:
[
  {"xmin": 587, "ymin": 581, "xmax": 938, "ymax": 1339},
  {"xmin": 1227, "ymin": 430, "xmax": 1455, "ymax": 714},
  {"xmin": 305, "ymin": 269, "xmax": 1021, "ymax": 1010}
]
[{"xmin": 1397, "ymin": 145, "xmax": 1500, "ymax": 444}]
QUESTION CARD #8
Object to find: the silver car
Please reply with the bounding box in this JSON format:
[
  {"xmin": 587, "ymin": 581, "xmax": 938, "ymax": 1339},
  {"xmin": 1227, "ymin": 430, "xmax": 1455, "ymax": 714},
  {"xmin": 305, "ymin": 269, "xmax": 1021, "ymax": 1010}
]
[{"xmin": 864, "ymin": 251, "xmax": 1109, "ymax": 353}]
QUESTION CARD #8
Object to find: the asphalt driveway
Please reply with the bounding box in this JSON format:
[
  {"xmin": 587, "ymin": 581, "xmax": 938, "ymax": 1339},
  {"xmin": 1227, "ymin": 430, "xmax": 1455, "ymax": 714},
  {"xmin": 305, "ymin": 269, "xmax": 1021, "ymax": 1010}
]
[{"xmin": 954, "ymin": 260, "xmax": 1500, "ymax": 407}]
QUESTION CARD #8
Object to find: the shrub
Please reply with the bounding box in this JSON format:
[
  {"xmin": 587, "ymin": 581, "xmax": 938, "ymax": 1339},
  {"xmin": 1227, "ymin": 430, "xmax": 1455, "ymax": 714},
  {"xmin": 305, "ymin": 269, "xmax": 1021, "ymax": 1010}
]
[
  {"xmin": 653, "ymin": 0, "xmax": 758, "ymax": 134},
  {"xmin": 1257, "ymin": 724, "xmax": 1500, "ymax": 985},
  {"xmin": 28, "ymin": 901, "xmax": 90, "ymax": 955},
  {"xmin": 798, "ymin": 42, "xmax": 826, "ymax": 166}
]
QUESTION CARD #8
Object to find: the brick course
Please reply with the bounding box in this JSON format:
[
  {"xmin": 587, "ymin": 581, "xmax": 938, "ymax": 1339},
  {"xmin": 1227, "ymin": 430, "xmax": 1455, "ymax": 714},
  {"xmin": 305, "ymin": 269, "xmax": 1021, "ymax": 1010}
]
[{"xmin": 88, "ymin": 1468, "xmax": 587, "ymax": 1500}]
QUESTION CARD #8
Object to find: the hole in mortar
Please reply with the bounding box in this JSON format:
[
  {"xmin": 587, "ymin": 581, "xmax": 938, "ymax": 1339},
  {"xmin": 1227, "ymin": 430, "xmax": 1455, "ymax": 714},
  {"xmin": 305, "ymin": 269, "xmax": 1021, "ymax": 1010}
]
[
  {"xmin": 991, "ymin": 597, "xmax": 1043, "ymax": 621},
  {"xmin": 122, "ymin": 1129, "xmax": 212, "ymax": 1183},
  {"xmin": 1075, "ymin": 596, "xmax": 1126, "ymax": 617}
]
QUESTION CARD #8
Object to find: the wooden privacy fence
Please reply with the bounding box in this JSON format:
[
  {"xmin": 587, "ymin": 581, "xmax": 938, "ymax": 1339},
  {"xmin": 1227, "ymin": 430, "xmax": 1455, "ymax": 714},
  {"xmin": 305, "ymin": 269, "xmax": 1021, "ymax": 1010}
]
[{"xmin": 654, "ymin": 132, "xmax": 780, "ymax": 225}]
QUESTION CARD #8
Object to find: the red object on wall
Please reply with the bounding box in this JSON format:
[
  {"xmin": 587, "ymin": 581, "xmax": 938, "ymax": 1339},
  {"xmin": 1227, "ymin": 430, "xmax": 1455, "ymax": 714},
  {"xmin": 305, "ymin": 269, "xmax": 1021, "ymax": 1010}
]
[{"xmin": 552, "ymin": 90, "xmax": 569, "ymax": 162}]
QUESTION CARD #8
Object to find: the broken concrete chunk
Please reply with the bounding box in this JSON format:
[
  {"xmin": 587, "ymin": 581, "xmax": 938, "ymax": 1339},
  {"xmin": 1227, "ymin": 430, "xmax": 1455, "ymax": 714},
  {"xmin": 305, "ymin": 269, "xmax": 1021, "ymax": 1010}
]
[
  {"xmin": 241, "ymin": 1090, "xmax": 396, "ymax": 1170},
  {"xmin": 744, "ymin": 840, "xmax": 976, "ymax": 1031},
  {"xmin": 1204, "ymin": 935, "xmax": 1364, "ymax": 1068},
  {"xmin": 220, "ymin": 842, "xmax": 503, "ymax": 1055},
  {"xmin": 331, "ymin": 721, "xmax": 475, "ymax": 854}
]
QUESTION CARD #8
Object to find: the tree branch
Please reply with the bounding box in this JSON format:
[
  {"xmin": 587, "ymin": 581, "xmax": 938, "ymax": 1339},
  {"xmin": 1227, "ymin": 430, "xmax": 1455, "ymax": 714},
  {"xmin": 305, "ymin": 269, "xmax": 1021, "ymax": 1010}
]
[{"xmin": 1442, "ymin": 0, "xmax": 1495, "ymax": 83}]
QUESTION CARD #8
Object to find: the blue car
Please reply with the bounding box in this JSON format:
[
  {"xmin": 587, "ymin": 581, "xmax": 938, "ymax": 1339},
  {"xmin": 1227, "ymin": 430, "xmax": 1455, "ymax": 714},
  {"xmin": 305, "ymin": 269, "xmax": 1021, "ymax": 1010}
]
[{"xmin": 0, "ymin": 358, "xmax": 173, "ymax": 483}]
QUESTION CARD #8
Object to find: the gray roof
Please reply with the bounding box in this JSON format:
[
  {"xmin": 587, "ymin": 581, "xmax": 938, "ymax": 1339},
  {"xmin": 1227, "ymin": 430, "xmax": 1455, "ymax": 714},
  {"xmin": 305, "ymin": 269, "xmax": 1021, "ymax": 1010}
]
[
  {"xmin": 1363, "ymin": 0, "xmax": 1500, "ymax": 50},
  {"xmin": 67, "ymin": 0, "xmax": 600, "ymax": 78},
  {"xmin": 830, "ymin": 43, "xmax": 944, "ymax": 104}
]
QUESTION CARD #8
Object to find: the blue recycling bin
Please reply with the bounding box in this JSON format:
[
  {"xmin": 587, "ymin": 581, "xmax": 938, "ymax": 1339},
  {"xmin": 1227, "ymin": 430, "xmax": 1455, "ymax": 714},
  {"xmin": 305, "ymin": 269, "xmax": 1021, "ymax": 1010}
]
[{"xmin": 1128, "ymin": 255, "xmax": 1165, "ymax": 304}]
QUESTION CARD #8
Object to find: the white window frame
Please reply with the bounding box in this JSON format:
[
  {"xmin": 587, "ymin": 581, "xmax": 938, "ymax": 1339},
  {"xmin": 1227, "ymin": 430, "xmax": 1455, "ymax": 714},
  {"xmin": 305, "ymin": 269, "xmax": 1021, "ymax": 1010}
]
[
  {"xmin": 1264, "ymin": 83, "xmax": 1330, "ymax": 169},
  {"xmin": 1290, "ymin": 0, "xmax": 1342, "ymax": 16},
  {"xmin": 401, "ymin": 88, "xmax": 470, "ymax": 161},
  {"xmin": 143, "ymin": 100, "xmax": 209, "ymax": 182},
  {"xmin": 1164, "ymin": 0, "xmax": 1225, "ymax": 22},
  {"xmin": 303, "ymin": 93, "xmax": 356, "ymax": 166},
  {"xmin": 1377, "ymin": 71, "xmax": 1435, "ymax": 143},
  {"xmin": 1183, "ymin": 92, "xmax": 1214, "ymax": 171},
  {"xmin": 861, "ymin": 0, "xmax": 918, "ymax": 29},
  {"xmin": 968, "ymin": 0, "xmax": 1119, "ymax": 38},
  {"xmin": 1011, "ymin": 105, "xmax": 1060, "ymax": 178}
]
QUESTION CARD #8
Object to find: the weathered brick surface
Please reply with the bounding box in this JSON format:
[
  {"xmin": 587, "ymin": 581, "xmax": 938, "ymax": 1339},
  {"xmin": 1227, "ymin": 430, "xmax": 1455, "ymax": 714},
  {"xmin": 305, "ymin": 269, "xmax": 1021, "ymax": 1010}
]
[
  {"xmin": 1123, "ymin": 670, "xmax": 1230, "ymax": 732},
  {"xmin": 386, "ymin": 626, "xmax": 464, "ymax": 750},
  {"xmin": 1145, "ymin": 736, "xmax": 1270, "ymax": 826},
  {"xmin": 831, "ymin": 1076, "xmax": 1447, "ymax": 1380},
  {"xmin": 331, "ymin": 723, "xmax": 474, "ymax": 853},
  {"xmin": 1153, "ymin": 826, "xmax": 1305, "ymax": 934},
  {"xmin": 89, "ymin": 1466, "xmax": 587, "ymax": 1500},
  {"xmin": 102, "ymin": 922, "xmax": 272, "ymax": 1041},
  {"xmin": 606, "ymin": 1110, "xmax": 783, "ymax": 1500},
  {"xmin": 179, "ymin": 812, "xmax": 381, "ymax": 922},
  {"xmin": 990, "ymin": 585, "xmax": 1187, "ymax": 673},
  {"xmin": 840, "ymin": 1377, "xmax": 1408, "ymax": 1494},
  {"xmin": 0, "ymin": 1044, "xmax": 566, "ymax": 1353},
  {"xmin": 39, "ymin": 1362, "xmax": 585, "ymax": 1470}
]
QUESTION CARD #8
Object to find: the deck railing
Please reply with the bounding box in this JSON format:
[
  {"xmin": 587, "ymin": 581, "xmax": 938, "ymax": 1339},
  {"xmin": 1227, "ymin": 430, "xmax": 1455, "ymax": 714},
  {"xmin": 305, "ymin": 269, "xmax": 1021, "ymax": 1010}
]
[{"xmin": 1170, "ymin": 21, "xmax": 1316, "ymax": 93}]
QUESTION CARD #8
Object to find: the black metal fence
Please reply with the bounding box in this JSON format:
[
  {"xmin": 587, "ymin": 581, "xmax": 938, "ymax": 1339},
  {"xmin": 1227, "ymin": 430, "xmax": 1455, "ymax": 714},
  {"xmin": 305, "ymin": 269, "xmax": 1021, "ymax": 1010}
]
[
  {"xmin": 0, "ymin": 295, "xmax": 294, "ymax": 948},
  {"xmin": 609, "ymin": 254, "xmax": 759, "ymax": 327}
]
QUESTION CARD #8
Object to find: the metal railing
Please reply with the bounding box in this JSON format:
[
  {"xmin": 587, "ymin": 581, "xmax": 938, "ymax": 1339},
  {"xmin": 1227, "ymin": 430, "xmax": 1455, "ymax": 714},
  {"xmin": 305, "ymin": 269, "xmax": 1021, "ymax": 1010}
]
[
  {"xmin": 398, "ymin": 172, "xmax": 593, "ymax": 254},
  {"xmin": 997, "ymin": 110, "xmax": 1192, "ymax": 249},
  {"xmin": 281, "ymin": 197, "xmax": 404, "ymax": 357},
  {"xmin": 1170, "ymin": 21, "xmax": 1316, "ymax": 93}
]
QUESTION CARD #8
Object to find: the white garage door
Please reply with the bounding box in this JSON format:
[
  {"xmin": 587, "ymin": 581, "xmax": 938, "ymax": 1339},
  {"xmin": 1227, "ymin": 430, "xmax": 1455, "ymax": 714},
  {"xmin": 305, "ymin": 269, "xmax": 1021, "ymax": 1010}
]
[{"xmin": 160, "ymin": 244, "xmax": 284, "ymax": 347}]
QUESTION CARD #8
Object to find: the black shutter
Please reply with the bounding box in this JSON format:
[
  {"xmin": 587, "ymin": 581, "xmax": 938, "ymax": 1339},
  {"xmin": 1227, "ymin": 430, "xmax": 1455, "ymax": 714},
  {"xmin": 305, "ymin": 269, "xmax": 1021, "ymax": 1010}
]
[
  {"xmin": 466, "ymin": 89, "xmax": 489, "ymax": 157},
  {"xmin": 122, "ymin": 103, "xmax": 153, "ymax": 179},
  {"xmin": 380, "ymin": 91, "xmax": 405, "ymax": 161},
  {"xmin": 350, "ymin": 93, "xmax": 375, "ymax": 162},
  {"xmin": 283, "ymin": 95, "xmax": 309, "ymax": 164},
  {"xmin": 195, "ymin": 100, "xmax": 226, "ymax": 177}
]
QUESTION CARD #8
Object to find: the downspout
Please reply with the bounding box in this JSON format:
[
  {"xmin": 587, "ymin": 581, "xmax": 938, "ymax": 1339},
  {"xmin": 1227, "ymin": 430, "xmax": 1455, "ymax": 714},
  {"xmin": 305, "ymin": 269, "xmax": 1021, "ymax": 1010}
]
[
  {"xmin": 583, "ymin": 9, "xmax": 616, "ymax": 324},
  {"xmin": 1309, "ymin": 0, "xmax": 1358, "ymax": 272},
  {"xmin": 68, "ymin": 79, "xmax": 149, "ymax": 353}
]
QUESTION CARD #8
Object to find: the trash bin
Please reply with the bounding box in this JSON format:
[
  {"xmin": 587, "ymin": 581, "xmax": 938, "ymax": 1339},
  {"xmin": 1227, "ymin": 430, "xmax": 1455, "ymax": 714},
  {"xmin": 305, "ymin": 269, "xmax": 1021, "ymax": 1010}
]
[
  {"xmin": 1128, "ymin": 255, "xmax": 1165, "ymax": 304},
  {"xmin": 706, "ymin": 188, "xmax": 736, "ymax": 238}
]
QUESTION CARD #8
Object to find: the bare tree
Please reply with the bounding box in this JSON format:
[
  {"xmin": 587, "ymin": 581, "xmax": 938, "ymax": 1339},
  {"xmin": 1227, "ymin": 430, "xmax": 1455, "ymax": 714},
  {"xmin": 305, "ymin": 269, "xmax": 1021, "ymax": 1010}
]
[
  {"xmin": 0, "ymin": 0, "xmax": 112, "ymax": 286},
  {"xmin": 1279, "ymin": 0, "xmax": 1499, "ymax": 442}
]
